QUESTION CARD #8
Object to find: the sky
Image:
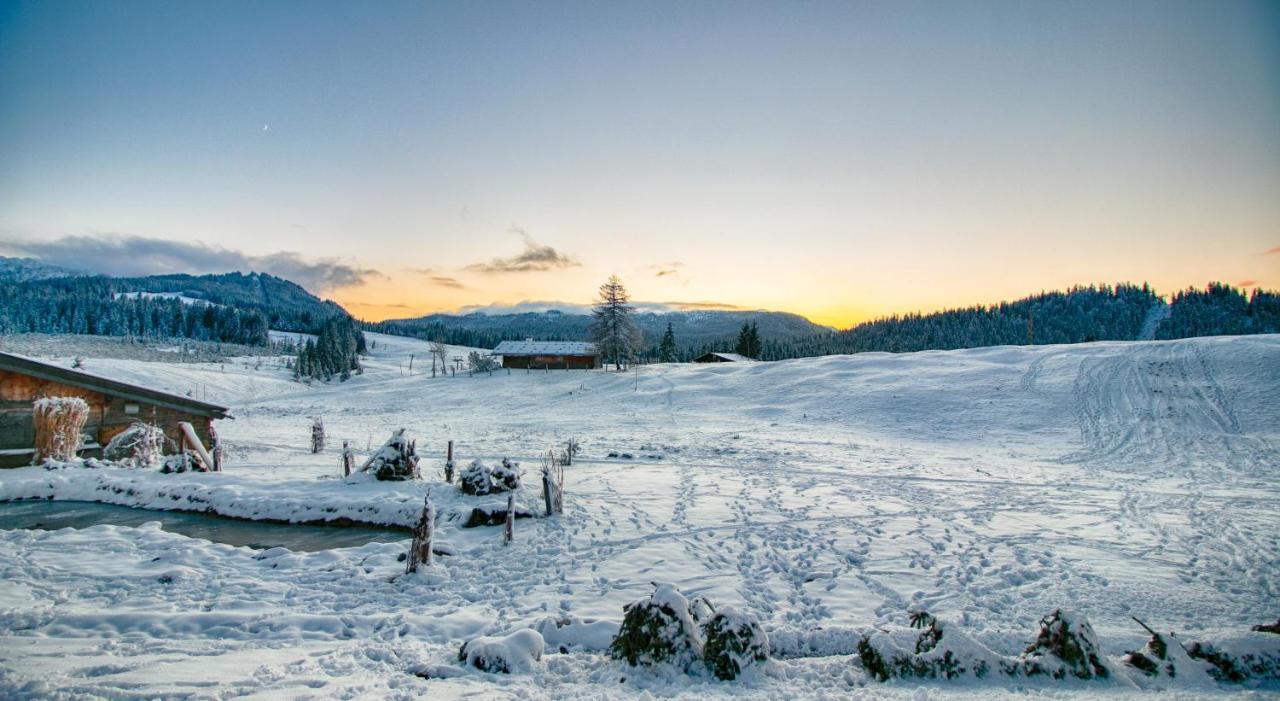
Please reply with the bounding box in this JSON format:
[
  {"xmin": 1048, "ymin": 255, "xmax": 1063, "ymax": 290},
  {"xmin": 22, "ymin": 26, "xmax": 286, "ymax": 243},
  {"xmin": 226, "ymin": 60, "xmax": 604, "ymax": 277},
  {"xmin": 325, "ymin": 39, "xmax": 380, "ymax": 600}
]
[{"xmin": 1, "ymin": 0, "xmax": 1277, "ymax": 328}]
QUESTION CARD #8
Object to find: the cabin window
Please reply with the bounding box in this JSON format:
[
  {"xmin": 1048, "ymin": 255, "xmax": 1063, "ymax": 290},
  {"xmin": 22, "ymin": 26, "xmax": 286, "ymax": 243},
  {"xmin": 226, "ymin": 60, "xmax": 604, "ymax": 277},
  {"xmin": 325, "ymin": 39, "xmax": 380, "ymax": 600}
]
[{"xmin": 124, "ymin": 403, "xmax": 140, "ymax": 415}]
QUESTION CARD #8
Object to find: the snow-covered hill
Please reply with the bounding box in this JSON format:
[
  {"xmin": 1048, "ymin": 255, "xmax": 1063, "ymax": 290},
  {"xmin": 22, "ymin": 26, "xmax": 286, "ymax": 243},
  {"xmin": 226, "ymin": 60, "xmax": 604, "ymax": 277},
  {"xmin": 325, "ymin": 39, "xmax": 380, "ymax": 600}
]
[{"xmin": 1, "ymin": 334, "xmax": 1277, "ymax": 698}]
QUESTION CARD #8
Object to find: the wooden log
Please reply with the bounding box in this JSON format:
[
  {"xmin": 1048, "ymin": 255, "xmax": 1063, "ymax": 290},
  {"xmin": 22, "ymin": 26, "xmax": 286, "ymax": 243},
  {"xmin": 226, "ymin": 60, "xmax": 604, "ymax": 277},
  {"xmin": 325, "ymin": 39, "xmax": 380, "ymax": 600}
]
[
  {"xmin": 177, "ymin": 421, "xmax": 214, "ymax": 471},
  {"xmin": 406, "ymin": 494, "xmax": 434, "ymax": 573}
]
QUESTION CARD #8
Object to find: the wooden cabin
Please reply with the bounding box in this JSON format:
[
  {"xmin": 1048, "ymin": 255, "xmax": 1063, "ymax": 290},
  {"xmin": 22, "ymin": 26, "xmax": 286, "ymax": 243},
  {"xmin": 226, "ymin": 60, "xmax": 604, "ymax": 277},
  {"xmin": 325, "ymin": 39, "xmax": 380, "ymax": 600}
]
[
  {"xmin": 492, "ymin": 340, "xmax": 600, "ymax": 370},
  {"xmin": 694, "ymin": 352, "xmax": 754, "ymax": 363},
  {"xmin": 0, "ymin": 351, "xmax": 230, "ymax": 468}
]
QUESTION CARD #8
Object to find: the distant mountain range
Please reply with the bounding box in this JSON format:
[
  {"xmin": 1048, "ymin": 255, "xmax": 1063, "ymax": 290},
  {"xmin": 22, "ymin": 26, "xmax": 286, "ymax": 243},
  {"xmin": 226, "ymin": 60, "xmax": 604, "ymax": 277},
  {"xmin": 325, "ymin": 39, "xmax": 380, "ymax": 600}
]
[
  {"xmin": 371, "ymin": 308, "xmax": 831, "ymax": 354},
  {"xmin": 2, "ymin": 256, "xmax": 1275, "ymax": 360}
]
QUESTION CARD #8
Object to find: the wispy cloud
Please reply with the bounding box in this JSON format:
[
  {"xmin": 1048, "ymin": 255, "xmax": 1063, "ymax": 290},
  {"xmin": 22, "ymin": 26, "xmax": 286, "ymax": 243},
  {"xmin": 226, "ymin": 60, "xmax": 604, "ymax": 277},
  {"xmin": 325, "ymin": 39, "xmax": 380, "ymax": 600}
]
[
  {"xmin": 1264, "ymin": 246, "xmax": 1280, "ymax": 255},
  {"xmin": 405, "ymin": 267, "xmax": 466, "ymax": 289},
  {"xmin": 2, "ymin": 234, "xmax": 380, "ymax": 293},
  {"xmin": 1237, "ymin": 279, "xmax": 1259, "ymax": 288},
  {"xmin": 346, "ymin": 300, "xmax": 414, "ymax": 310},
  {"xmin": 662, "ymin": 300, "xmax": 741, "ymax": 311},
  {"xmin": 462, "ymin": 228, "xmax": 579, "ymax": 274},
  {"xmin": 430, "ymin": 276, "xmax": 465, "ymax": 289},
  {"xmin": 652, "ymin": 261, "xmax": 684, "ymax": 278}
]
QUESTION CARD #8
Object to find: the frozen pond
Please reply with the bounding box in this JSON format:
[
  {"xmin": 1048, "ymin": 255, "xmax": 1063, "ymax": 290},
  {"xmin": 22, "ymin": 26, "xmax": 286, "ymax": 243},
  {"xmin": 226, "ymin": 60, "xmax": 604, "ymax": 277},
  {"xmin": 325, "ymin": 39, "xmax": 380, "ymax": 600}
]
[{"xmin": 0, "ymin": 499, "xmax": 406, "ymax": 552}]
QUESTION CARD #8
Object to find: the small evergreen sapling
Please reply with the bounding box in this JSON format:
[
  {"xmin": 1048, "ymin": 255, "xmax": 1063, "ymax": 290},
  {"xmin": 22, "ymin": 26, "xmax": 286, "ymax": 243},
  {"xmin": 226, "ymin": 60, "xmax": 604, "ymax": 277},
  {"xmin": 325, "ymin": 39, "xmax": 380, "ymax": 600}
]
[
  {"xmin": 609, "ymin": 583, "xmax": 704, "ymax": 671},
  {"xmin": 1014, "ymin": 609, "xmax": 1109, "ymax": 680},
  {"xmin": 702, "ymin": 608, "xmax": 769, "ymax": 680}
]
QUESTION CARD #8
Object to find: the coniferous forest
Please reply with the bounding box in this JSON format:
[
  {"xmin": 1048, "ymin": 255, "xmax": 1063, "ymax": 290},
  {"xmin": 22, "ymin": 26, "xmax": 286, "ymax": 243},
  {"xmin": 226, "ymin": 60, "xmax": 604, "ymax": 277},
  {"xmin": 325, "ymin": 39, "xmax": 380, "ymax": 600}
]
[
  {"xmin": 0, "ymin": 276, "xmax": 271, "ymax": 346},
  {"xmin": 666, "ymin": 283, "xmax": 1280, "ymax": 362}
]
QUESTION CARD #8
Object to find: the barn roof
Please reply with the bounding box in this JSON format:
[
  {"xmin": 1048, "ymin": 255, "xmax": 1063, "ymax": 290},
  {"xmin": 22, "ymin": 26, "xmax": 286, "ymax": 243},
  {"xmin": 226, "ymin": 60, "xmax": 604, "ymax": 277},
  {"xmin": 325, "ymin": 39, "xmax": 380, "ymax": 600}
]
[
  {"xmin": 697, "ymin": 352, "xmax": 754, "ymax": 362},
  {"xmin": 492, "ymin": 340, "xmax": 598, "ymax": 356},
  {"xmin": 0, "ymin": 351, "xmax": 231, "ymax": 419}
]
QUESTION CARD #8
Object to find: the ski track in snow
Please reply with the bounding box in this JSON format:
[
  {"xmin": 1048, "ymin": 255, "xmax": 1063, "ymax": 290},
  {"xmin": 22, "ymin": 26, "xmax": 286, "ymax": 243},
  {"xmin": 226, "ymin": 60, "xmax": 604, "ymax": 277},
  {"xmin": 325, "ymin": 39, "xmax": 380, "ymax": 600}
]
[{"xmin": 1, "ymin": 332, "xmax": 1278, "ymax": 698}]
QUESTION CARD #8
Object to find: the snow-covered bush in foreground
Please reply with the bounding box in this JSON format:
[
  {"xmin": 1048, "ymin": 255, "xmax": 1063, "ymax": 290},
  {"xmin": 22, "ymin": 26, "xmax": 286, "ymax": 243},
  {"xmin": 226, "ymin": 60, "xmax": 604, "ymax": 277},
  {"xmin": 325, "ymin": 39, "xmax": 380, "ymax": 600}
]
[
  {"xmin": 856, "ymin": 611, "xmax": 1003, "ymax": 681},
  {"xmin": 457, "ymin": 629, "xmax": 544, "ymax": 674},
  {"xmin": 1185, "ymin": 636, "xmax": 1280, "ymax": 683},
  {"xmin": 103, "ymin": 422, "xmax": 167, "ymax": 467},
  {"xmin": 702, "ymin": 608, "xmax": 769, "ymax": 680},
  {"xmin": 610, "ymin": 583, "xmax": 705, "ymax": 671},
  {"xmin": 1013, "ymin": 609, "xmax": 1110, "ymax": 680},
  {"xmin": 359, "ymin": 428, "xmax": 418, "ymax": 481},
  {"xmin": 1123, "ymin": 628, "xmax": 1206, "ymax": 682},
  {"xmin": 160, "ymin": 452, "xmax": 198, "ymax": 474},
  {"xmin": 608, "ymin": 583, "xmax": 771, "ymax": 679},
  {"xmin": 458, "ymin": 458, "xmax": 521, "ymax": 495}
]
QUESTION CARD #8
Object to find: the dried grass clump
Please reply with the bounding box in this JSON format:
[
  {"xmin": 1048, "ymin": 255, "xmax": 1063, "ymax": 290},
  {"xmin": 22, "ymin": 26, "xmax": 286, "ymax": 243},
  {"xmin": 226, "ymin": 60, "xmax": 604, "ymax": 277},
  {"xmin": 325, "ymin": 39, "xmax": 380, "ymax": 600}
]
[{"xmin": 33, "ymin": 396, "xmax": 89, "ymax": 463}]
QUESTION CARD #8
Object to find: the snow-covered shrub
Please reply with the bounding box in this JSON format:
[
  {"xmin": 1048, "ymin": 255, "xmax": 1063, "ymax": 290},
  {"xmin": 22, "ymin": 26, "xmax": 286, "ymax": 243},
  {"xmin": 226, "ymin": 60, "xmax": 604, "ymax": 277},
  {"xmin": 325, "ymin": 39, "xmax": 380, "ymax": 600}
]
[
  {"xmin": 32, "ymin": 396, "xmax": 89, "ymax": 463},
  {"xmin": 359, "ymin": 428, "xmax": 418, "ymax": 481},
  {"xmin": 459, "ymin": 458, "xmax": 521, "ymax": 495},
  {"xmin": 609, "ymin": 583, "xmax": 704, "ymax": 671},
  {"xmin": 161, "ymin": 452, "xmax": 196, "ymax": 474},
  {"xmin": 457, "ymin": 629, "xmax": 544, "ymax": 674},
  {"xmin": 533, "ymin": 615, "xmax": 621, "ymax": 653},
  {"xmin": 492, "ymin": 458, "xmax": 521, "ymax": 492},
  {"xmin": 459, "ymin": 459, "xmax": 492, "ymax": 495},
  {"xmin": 856, "ymin": 612, "xmax": 1002, "ymax": 681},
  {"xmin": 702, "ymin": 608, "xmax": 769, "ymax": 680},
  {"xmin": 1012, "ymin": 609, "xmax": 1109, "ymax": 680},
  {"xmin": 1122, "ymin": 629, "xmax": 1211, "ymax": 681},
  {"xmin": 103, "ymin": 422, "xmax": 166, "ymax": 468},
  {"xmin": 1186, "ymin": 636, "xmax": 1280, "ymax": 683}
]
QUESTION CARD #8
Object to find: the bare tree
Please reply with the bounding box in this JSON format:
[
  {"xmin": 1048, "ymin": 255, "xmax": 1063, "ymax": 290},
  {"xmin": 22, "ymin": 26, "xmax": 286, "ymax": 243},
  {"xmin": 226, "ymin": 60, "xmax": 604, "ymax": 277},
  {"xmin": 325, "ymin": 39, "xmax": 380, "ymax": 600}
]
[{"xmin": 431, "ymin": 341, "xmax": 450, "ymax": 378}]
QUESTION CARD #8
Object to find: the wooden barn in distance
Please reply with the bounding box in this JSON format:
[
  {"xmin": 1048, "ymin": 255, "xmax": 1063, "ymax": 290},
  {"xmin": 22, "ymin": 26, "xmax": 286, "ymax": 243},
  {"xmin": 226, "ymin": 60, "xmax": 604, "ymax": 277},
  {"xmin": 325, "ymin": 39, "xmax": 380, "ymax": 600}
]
[
  {"xmin": 492, "ymin": 340, "xmax": 600, "ymax": 370},
  {"xmin": 0, "ymin": 351, "xmax": 230, "ymax": 468},
  {"xmin": 694, "ymin": 352, "xmax": 754, "ymax": 363}
]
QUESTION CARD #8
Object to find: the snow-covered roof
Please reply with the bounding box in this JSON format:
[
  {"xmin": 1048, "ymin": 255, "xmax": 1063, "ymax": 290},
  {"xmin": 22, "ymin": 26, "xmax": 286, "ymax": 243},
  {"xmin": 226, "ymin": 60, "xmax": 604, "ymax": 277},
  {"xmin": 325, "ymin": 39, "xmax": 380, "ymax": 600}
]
[
  {"xmin": 492, "ymin": 340, "xmax": 598, "ymax": 356},
  {"xmin": 701, "ymin": 352, "xmax": 753, "ymax": 362}
]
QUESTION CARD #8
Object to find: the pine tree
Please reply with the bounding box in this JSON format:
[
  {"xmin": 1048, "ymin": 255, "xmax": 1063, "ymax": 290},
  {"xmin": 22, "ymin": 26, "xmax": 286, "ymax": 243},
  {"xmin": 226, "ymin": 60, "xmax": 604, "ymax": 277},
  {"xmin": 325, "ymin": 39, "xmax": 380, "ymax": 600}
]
[
  {"xmin": 589, "ymin": 275, "xmax": 643, "ymax": 370},
  {"xmin": 659, "ymin": 321, "xmax": 677, "ymax": 362},
  {"xmin": 730, "ymin": 321, "xmax": 762, "ymax": 358}
]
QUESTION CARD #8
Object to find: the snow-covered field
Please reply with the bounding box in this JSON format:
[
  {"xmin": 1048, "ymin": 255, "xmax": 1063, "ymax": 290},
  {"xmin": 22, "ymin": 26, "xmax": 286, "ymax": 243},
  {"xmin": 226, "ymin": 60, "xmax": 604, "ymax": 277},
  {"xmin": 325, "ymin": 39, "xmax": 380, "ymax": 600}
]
[{"xmin": 1, "ymin": 332, "xmax": 1278, "ymax": 699}]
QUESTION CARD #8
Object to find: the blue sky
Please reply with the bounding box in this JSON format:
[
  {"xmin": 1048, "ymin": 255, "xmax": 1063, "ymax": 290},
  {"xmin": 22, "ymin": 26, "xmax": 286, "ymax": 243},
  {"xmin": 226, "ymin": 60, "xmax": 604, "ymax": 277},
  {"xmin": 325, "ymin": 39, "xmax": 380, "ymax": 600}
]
[{"xmin": 1, "ymin": 0, "xmax": 1277, "ymax": 325}]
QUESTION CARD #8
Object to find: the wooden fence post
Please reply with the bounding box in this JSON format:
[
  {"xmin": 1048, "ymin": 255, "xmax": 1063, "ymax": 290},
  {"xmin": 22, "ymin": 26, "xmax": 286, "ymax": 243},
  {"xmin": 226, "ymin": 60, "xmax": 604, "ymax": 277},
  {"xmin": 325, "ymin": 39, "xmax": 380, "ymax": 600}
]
[
  {"xmin": 341, "ymin": 440, "xmax": 354, "ymax": 477},
  {"xmin": 445, "ymin": 440, "xmax": 455, "ymax": 483},
  {"xmin": 504, "ymin": 493, "xmax": 515, "ymax": 545},
  {"xmin": 542, "ymin": 466, "xmax": 554, "ymax": 517}
]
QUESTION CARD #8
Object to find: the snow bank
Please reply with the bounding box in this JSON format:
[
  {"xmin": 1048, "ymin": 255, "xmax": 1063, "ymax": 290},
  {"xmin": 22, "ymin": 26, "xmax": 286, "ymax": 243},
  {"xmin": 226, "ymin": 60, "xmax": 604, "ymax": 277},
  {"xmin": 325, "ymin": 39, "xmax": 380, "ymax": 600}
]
[
  {"xmin": 459, "ymin": 629, "xmax": 545, "ymax": 673},
  {"xmin": 0, "ymin": 462, "xmax": 534, "ymax": 533}
]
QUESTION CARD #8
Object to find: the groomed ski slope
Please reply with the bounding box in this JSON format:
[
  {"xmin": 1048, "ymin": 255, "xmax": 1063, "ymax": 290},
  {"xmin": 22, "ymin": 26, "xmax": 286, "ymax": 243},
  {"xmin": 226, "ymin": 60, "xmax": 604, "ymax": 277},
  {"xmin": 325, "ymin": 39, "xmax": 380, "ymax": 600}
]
[{"xmin": 0, "ymin": 332, "xmax": 1277, "ymax": 699}]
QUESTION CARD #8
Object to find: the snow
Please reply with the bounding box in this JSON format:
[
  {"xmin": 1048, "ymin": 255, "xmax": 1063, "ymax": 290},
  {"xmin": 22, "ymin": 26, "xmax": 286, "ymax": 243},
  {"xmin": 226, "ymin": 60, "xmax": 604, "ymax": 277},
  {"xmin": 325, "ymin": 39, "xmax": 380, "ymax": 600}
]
[
  {"xmin": 459, "ymin": 629, "xmax": 546, "ymax": 673},
  {"xmin": 0, "ymin": 333, "xmax": 1278, "ymax": 698},
  {"xmin": 113, "ymin": 291, "xmax": 212, "ymax": 306}
]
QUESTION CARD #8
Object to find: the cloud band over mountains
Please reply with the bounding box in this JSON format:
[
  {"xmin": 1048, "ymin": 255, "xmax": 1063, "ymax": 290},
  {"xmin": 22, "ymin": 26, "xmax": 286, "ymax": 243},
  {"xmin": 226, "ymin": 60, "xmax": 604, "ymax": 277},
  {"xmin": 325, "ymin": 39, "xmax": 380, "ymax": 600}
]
[
  {"xmin": 462, "ymin": 229, "xmax": 579, "ymax": 273},
  {"xmin": 1, "ymin": 234, "xmax": 380, "ymax": 293}
]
